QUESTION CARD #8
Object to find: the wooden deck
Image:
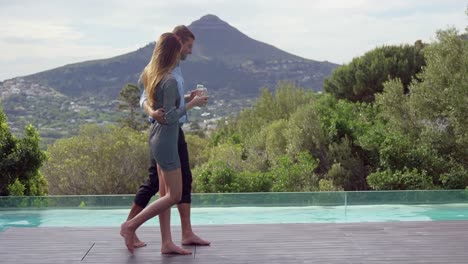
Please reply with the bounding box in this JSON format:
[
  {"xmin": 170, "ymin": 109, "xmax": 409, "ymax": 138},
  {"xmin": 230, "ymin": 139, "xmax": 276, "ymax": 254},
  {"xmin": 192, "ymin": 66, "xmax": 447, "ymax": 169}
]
[{"xmin": 1, "ymin": 221, "xmax": 468, "ymax": 263}]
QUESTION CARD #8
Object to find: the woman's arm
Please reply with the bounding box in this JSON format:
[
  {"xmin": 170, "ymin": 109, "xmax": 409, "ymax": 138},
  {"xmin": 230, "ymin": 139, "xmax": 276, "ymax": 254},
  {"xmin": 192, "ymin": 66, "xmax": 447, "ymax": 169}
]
[
  {"xmin": 162, "ymin": 79, "xmax": 187, "ymax": 124},
  {"xmin": 139, "ymin": 77, "xmax": 166, "ymax": 123}
]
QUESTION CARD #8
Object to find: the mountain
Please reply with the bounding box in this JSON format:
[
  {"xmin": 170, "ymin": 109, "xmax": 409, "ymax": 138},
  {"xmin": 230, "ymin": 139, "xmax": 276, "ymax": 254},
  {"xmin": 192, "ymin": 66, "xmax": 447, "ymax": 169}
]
[
  {"xmin": 13, "ymin": 14, "xmax": 338, "ymax": 100},
  {"xmin": 0, "ymin": 15, "xmax": 339, "ymax": 145},
  {"xmin": 189, "ymin": 14, "xmax": 305, "ymax": 64}
]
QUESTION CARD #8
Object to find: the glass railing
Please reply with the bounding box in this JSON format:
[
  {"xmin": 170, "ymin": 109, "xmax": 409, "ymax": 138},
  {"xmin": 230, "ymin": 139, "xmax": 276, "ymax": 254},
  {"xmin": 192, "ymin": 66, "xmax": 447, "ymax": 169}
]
[{"xmin": 1, "ymin": 190, "xmax": 467, "ymax": 209}]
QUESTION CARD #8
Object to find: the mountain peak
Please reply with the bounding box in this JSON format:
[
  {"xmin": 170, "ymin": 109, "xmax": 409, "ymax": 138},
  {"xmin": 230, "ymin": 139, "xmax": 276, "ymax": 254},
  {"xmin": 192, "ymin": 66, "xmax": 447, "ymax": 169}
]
[
  {"xmin": 189, "ymin": 14, "xmax": 230, "ymax": 29},
  {"xmin": 199, "ymin": 14, "xmax": 222, "ymax": 21}
]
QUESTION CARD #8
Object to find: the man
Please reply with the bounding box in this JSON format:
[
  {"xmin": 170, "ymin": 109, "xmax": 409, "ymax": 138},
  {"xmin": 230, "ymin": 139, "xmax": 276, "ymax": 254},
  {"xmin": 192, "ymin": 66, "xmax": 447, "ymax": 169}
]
[{"xmin": 127, "ymin": 25, "xmax": 210, "ymax": 250}]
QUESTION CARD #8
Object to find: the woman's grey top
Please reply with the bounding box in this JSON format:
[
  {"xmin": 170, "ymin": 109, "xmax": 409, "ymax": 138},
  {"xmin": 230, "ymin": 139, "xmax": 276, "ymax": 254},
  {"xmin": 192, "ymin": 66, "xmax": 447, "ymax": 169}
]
[{"xmin": 149, "ymin": 75, "xmax": 187, "ymax": 171}]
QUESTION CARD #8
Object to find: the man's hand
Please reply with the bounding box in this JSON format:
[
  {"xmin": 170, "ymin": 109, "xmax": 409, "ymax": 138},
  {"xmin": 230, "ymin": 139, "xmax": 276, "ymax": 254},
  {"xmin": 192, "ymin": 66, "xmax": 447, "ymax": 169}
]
[
  {"xmin": 143, "ymin": 100, "xmax": 166, "ymax": 124},
  {"xmin": 186, "ymin": 90, "xmax": 197, "ymax": 102},
  {"xmin": 150, "ymin": 108, "xmax": 166, "ymax": 123},
  {"xmin": 186, "ymin": 95, "xmax": 209, "ymax": 109}
]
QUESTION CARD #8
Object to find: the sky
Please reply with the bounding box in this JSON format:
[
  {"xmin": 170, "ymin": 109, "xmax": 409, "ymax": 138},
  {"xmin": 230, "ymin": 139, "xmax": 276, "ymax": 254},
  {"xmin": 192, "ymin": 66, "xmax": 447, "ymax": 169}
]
[{"xmin": 0, "ymin": 0, "xmax": 466, "ymax": 81}]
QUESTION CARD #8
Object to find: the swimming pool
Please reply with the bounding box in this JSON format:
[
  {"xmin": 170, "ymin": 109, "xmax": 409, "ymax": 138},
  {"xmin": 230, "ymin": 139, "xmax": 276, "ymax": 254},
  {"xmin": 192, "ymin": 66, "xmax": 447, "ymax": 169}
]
[
  {"xmin": 1, "ymin": 203, "xmax": 468, "ymax": 232},
  {"xmin": 1, "ymin": 191, "xmax": 468, "ymax": 232}
]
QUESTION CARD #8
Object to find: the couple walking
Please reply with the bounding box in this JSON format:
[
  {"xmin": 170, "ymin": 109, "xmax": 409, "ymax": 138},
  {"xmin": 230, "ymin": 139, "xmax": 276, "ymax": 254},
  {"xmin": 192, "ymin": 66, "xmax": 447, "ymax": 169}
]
[{"xmin": 120, "ymin": 25, "xmax": 210, "ymax": 254}]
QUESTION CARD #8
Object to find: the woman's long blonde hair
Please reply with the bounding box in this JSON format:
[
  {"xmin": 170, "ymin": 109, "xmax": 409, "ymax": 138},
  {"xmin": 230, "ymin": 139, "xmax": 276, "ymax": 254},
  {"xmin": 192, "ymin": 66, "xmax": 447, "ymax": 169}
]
[{"xmin": 142, "ymin": 32, "xmax": 182, "ymax": 108}]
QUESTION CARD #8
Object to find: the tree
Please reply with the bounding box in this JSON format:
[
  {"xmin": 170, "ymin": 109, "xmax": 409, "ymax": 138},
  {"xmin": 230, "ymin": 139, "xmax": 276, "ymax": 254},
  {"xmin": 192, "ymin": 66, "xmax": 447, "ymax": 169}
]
[
  {"xmin": 268, "ymin": 152, "xmax": 319, "ymax": 192},
  {"xmin": 0, "ymin": 103, "xmax": 48, "ymax": 196},
  {"xmin": 263, "ymin": 119, "xmax": 288, "ymax": 163},
  {"xmin": 118, "ymin": 83, "xmax": 147, "ymax": 130},
  {"xmin": 408, "ymin": 27, "xmax": 468, "ymax": 188},
  {"xmin": 324, "ymin": 43, "xmax": 426, "ymax": 102},
  {"xmin": 224, "ymin": 82, "xmax": 314, "ymax": 144},
  {"xmin": 185, "ymin": 133, "xmax": 210, "ymax": 169},
  {"xmin": 286, "ymin": 103, "xmax": 328, "ymax": 172},
  {"xmin": 42, "ymin": 124, "xmax": 148, "ymax": 194},
  {"xmin": 363, "ymin": 27, "xmax": 468, "ymax": 190}
]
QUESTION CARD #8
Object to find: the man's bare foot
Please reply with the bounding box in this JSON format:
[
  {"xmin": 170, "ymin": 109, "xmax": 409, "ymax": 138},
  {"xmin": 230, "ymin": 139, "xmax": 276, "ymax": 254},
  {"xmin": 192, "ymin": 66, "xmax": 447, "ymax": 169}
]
[
  {"xmin": 120, "ymin": 222, "xmax": 135, "ymax": 254},
  {"xmin": 182, "ymin": 233, "xmax": 211, "ymax": 246},
  {"xmin": 133, "ymin": 234, "xmax": 147, "ymax": 248},
  {"xmin": 161, "ymin": 242, "xmax": 192, "ymax": 255}
]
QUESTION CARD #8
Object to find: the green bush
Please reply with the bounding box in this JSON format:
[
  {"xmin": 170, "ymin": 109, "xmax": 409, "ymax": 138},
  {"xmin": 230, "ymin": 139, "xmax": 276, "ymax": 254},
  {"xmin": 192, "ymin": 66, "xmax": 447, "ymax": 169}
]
[
  {"xmin": 269, "ymin": 152, "xmax": 319, "ymax": 192},
  {"xmin": 440, "ymin": 163, "xmax": 468, "ymax": 189},
  {"xmin": 367, "ymin": 167, "xmax": 434, "ymax": 190},
  {"xmin": 194, "ymin": 161, "xmax": 239, "ymax": 193},
  {"xmin": 42, "ymin": 124, "xmax": 148, "ymax": 194},
  {"xmin": 318, "ymin": 179, "xmax": 344, "ymax": 192}
]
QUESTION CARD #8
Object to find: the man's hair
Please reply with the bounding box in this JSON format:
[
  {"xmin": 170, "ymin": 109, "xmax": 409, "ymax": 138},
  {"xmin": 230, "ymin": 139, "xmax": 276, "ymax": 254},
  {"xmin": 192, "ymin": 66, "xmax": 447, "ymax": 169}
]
[{"xmin": 173, "ymin": 25, "xmax": 195, "ymax": 43}]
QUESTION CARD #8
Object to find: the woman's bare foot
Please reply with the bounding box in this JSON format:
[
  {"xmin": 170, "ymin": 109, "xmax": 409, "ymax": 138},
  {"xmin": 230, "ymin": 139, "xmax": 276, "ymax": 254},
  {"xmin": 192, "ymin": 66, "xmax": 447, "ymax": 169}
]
[
  {"xmin": 120, "ymin": 222, "xmax": 135, "ymax": 254},
  {"xmin": 133, "ymin": 234, "xmax": 147, "ymax": 248},
  {"xmin": 161, "ymin": 241, "xmax": 192, "ymax": 255},
  {"xmin": 182, "ymin": 233, "xmax": 211, "ymax": 246}
]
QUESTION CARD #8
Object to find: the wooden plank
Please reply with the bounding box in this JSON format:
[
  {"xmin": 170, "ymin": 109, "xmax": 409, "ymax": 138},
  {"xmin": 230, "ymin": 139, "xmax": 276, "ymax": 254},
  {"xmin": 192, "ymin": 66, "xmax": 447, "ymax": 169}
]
[{"xmin": 0, "ymin": 222, "xmax": 468, "ymax": 263}]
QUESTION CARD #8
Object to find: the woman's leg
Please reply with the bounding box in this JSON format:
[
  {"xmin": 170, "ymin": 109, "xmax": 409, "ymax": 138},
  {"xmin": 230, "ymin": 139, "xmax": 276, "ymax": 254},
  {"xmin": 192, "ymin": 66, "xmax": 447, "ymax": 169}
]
[
  {"xmin": 120, "ymin": 166, "xmax": 190, "ymax": 254},
  {"xmin": 158, "ymin": 165, "xmax": 171, "ymax": 244},
  {"xmin": 157, "ymin": 166, "xmax": 191, "ymax": 254}
]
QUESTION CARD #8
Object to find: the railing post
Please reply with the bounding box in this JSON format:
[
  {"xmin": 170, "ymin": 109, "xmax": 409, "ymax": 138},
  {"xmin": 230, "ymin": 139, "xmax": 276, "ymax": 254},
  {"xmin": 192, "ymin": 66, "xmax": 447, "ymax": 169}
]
[{"xmin": 344, "ymin": 191, "xmax": 348, "ymax": 219}]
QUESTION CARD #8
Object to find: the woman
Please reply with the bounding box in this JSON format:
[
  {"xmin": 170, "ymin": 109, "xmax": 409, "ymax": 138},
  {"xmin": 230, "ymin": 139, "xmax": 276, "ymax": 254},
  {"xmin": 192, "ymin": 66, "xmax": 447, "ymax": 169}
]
[{"xmin": 120, "ymin": 32, "xmax": 207, "ymax": 254}]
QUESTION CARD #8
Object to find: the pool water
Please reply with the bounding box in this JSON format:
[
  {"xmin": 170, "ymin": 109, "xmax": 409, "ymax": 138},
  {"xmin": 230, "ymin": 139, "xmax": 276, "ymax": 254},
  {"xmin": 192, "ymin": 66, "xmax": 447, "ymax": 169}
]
[{"xmin": 1, "ymin": 203, "xmax": 468, "ymax": 231}]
